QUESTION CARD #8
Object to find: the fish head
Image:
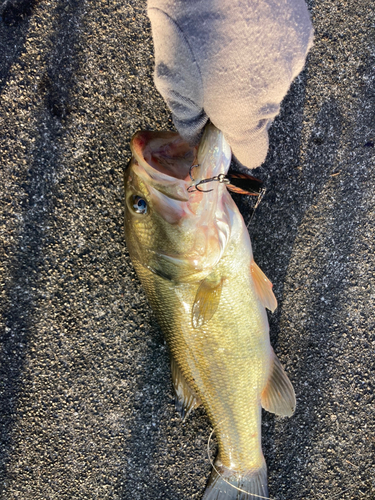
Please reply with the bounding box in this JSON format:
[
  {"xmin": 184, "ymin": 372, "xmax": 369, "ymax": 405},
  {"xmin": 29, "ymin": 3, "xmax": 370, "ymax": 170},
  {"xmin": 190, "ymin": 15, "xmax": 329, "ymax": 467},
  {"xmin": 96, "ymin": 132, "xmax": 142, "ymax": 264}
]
[{"xmin": 124, "ymin": 124, "xmax": 233, "ymax": 282}]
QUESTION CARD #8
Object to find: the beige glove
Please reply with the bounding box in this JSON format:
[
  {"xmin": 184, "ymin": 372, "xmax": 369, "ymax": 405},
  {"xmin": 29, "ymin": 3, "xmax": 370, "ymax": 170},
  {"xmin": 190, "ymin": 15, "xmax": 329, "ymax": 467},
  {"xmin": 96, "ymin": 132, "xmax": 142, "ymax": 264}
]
[{"xmin": 148, "ymin": 0, "xmax": 313, "ymax": 169}]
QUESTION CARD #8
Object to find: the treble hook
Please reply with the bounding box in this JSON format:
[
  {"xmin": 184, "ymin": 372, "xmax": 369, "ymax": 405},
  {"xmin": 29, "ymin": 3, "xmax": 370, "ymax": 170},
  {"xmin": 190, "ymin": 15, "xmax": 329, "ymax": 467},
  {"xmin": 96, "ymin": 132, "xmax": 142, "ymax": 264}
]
[
  {"xmin": 189, "ymin": 164, "xmax": 200, "ymax": 181},
  {"xmin": 187, "ymin": 173, "xmax": 230, "ymax": 193}
]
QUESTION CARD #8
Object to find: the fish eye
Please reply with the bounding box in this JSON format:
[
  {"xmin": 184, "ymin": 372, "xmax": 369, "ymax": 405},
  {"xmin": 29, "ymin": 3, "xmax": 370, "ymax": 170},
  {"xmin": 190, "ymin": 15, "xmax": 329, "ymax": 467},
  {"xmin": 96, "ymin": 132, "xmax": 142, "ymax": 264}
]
[{"xmin": 132, "ymin": 195, "xmax": 148, "ymax": 214}]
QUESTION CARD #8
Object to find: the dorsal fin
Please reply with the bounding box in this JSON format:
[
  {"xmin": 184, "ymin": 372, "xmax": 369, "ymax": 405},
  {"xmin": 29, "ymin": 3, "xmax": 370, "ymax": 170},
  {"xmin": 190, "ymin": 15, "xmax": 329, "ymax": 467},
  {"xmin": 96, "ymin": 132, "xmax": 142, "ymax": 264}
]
[
  {"xmin": 250, "ymin": 261, "xmax": 277, "ymax": 312},
  {"xmin": 261, "ymin": 352, "xmax": 296, "ymax": 417},
  {"xmin": 171, "ymin": 357, "xmax": 201, "ymax": 421}
]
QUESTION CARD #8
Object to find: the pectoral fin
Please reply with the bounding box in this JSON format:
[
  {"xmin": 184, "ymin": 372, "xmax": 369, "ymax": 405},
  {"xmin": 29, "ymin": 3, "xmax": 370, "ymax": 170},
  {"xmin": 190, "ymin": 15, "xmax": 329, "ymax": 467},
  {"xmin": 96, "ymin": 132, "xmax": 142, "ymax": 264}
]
[
  {"xmin": 250, "ymin": 260, "xmax": 277, "ymax": 312},
  {"xmin": 261, "ymin": 352, "xmax": 296, "ymax": 417},
  {"xmin": 192, "ymin": 275, "xmax": 224, "ymax": 329},
  {"xmin": 171, "ymin": 356, "xmax": 201, "ymax": 421}
]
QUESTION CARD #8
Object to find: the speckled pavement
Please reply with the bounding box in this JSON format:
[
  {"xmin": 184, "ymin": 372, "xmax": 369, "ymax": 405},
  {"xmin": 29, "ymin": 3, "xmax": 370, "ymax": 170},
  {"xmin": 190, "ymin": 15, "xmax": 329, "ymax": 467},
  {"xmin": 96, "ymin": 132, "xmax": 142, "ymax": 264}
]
[{"xmin": 0, "ymin": 0, "xmax": 374, "ymax": 499}]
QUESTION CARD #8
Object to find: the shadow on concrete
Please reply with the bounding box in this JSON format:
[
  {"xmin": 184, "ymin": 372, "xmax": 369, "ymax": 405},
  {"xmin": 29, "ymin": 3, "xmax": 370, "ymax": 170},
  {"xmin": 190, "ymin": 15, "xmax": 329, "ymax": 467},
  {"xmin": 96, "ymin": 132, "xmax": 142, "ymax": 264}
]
[
  {"xmin": 274, "ymin": 61, "xmax": 375, "ymax": 498},
  {"xmin": 0, "ymin": 0, "xmax": 85, "ymax": 490},
  {"xmin": 234, "ymin": 68, "xmax": 347, "ymax": 495},
  {"xmin": 0, "ymin": 0, "xmax": 41, "ymax": 93},
  {"xmin": 266, "ymin": 97, "xmax": 344, "ymax": 498}
]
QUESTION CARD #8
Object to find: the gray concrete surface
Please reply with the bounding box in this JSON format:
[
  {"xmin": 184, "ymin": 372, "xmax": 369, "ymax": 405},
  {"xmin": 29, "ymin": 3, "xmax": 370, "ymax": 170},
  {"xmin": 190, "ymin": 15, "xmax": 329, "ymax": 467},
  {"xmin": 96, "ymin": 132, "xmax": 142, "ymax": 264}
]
[{"xmin": 0, "ymin": 0, "xmax": 374, "ymax": 499}]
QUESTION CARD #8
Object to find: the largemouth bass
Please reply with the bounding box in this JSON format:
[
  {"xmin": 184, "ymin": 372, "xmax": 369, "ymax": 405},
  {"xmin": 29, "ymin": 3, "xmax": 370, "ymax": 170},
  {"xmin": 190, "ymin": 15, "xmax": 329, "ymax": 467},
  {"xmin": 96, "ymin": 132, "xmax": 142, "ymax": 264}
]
[{"xmin": 124, "ymin": 123, "xmax": 296, "ymax": 500}]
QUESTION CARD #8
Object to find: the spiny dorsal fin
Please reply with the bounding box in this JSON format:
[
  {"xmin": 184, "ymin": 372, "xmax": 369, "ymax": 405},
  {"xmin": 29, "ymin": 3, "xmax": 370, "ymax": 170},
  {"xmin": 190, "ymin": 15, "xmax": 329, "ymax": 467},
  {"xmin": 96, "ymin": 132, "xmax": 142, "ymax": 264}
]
[
  {"xmin": 250, "ymin": 261, "xmax": 277, "ymax": 312},
  {"xmin": 261, "ymin": 352, "xmax": 296, "ymax": 417},
  {"xmin": 192, "ymin": 275, "xmax": 224, "ymax": 329},
  {"xmin": 171, "ymin": 356, "xmax": 201, "ymax": 422}
]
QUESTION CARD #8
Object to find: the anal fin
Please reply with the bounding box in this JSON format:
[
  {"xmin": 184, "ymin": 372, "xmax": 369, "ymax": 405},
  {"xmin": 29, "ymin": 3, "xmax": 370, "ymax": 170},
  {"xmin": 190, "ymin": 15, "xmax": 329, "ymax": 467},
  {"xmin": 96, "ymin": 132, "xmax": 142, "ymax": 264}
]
[
  {"xmin": 250, "ymin": 261, "xmax": 277, "ymax": 312},
  {"xmin": 171, "ymin": 356, "xmax": 201, "ymax": 422},
  {"xmin": 261, "ymin": 352, "xmax": 296, "ymax": 417}
]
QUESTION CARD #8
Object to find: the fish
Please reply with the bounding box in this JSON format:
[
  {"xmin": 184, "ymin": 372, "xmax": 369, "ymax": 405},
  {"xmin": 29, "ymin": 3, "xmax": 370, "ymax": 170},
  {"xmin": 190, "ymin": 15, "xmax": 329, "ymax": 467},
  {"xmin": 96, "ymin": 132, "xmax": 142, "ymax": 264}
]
[{"xmin": 124, "ymin": 123, "xmax": 296, "ymax": 500}]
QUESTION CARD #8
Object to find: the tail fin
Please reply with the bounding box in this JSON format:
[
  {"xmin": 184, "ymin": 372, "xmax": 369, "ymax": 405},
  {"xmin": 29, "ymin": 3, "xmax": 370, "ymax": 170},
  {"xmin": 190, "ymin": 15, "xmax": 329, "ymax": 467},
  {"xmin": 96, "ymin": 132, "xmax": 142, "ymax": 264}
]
[{"xmin": 202, "ymin": 460, "xmax": 268, "ymax": 500}]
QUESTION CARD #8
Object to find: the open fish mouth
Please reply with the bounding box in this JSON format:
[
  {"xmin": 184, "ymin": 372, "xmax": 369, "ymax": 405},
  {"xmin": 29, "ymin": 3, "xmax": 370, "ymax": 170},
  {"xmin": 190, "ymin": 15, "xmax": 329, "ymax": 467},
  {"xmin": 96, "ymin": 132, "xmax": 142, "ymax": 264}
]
[
  {"xmin": 130, "ymin": 124, "xmax": 232, "ymax": 198},
  {"xmin": 131, "ymin": 129, "xmax": 195, "ymax": 181}
]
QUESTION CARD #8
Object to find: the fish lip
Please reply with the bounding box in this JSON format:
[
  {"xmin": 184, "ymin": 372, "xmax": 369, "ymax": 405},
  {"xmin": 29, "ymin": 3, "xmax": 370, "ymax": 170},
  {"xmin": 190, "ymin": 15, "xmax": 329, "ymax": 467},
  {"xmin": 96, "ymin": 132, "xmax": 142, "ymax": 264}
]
[{"xmin": 131, "ymin": 157, "xmax": 191, "ymax": 202}]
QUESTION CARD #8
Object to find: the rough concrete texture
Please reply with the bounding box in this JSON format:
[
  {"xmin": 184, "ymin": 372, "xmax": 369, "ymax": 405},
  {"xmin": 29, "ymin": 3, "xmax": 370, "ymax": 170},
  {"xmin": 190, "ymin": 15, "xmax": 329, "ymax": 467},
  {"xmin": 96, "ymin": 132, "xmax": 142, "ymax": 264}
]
[{"xmin": 0, "ymin": 0, "xmax": 374, "ymax": 499}]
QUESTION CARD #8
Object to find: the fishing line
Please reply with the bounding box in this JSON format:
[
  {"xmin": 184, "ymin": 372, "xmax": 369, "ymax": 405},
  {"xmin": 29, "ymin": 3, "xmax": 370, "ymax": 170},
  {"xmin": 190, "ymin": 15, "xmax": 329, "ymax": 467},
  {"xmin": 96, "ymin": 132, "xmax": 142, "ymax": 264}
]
[
  {"xmin": 326, "ymin": 457, "xmax": 372, "ymax": 500},
  {"xmin": 327, "ymin": 487, "xmax": 350, "ymax": 500},
  {"xmin": 206, "ymin": 427, "xmax": 273, "ymax": 500},
  {"xmin": 207, "ymin": 427, "xmax": 371, "ymax": 500},
  {"xmin": 246, "ymin": 187, "xmax": 266, "ymax": 229}
]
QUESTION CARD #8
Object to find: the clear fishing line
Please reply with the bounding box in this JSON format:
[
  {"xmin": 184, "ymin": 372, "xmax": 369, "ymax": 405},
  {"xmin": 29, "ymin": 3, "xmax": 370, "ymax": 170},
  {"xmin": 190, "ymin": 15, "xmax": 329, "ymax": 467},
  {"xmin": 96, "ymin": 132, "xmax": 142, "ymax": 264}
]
[
  {"xmin": 246, "ymin": 187, "xmax": 266, "ymax": 229},
  {"xmin": 207, "ymin": 427, "xmax": 273, "ymax": 500}
]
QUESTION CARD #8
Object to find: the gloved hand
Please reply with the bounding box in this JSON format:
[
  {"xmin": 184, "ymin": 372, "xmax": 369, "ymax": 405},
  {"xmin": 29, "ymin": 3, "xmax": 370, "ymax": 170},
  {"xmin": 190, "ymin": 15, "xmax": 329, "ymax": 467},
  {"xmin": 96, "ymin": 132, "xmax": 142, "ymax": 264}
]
[{"xmin": 147, "ymin": 0, "xmax": 313, "ymax": 169}]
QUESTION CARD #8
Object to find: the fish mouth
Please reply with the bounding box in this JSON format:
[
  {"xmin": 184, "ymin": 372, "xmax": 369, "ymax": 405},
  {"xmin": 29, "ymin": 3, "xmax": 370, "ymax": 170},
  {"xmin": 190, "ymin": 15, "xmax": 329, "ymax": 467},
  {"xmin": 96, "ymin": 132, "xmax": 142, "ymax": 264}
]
[
  {"xmin": 131, "ymin": 130, "xmax": 195, "ymax": 182},
  {"xmin": 130, "ymin": 124, "xmax": 232, "ymax": 198}
]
